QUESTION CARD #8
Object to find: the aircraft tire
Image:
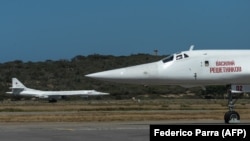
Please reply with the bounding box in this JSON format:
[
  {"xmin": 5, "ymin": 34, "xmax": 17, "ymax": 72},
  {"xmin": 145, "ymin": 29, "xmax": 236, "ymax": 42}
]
[
  {"xmin": 48, "ymin": 99, "xmax": 57, "ymax": 103},
  {"xmin": 224, "ymin": 111, "xmax": 240, "ymax": 124}
]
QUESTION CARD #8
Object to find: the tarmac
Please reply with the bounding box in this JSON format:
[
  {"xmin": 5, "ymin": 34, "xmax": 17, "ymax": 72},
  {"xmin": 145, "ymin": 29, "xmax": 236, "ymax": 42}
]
[{"xmin": 1, "ymin": 120, "xmax": 250, "ymax": 141}]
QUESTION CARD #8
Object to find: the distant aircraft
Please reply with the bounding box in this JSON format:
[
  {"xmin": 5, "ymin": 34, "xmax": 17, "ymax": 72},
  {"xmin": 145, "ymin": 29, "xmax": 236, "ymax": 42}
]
[
  {"xmin": 6, "ymin": 78, "xmax": 109, "ymax": 103},
  {"xmin": 86, "ymin": 45, "xmax": 250, "ymax": 124}
]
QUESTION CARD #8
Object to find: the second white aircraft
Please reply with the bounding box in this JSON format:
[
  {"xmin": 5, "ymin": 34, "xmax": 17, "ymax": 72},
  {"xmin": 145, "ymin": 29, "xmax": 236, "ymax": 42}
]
[{"xmin": 6, "ymin": 78, "xmax": 109, "ymax": 102}]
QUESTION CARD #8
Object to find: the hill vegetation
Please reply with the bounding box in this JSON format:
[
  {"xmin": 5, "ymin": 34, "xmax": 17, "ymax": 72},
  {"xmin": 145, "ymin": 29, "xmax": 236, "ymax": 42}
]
[{"xmin": 0, "ymin": 54, "xmax": 241, "ymax": 101}]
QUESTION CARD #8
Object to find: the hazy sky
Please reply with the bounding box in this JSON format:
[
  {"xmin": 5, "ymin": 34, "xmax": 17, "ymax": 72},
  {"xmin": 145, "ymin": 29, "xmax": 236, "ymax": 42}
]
[{"xmin": 0, "ymin": 0, "xmax": 249, "ymax": 63}]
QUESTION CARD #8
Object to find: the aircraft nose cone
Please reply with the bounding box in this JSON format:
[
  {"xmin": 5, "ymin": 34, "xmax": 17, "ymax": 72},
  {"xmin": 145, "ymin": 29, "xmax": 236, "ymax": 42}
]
[
  {"xmin": 86, "ymin": 68, "xmax": 127, "ymax": 79},
  {"xmin": 85, "ymin": 62, "xmax": 159, "ymax": 84}
]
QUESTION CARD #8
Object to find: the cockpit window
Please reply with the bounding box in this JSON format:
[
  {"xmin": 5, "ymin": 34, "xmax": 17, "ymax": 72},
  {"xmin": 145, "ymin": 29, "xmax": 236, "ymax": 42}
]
[
  {"xmin": 162, "ymin": 53, "xmax": 189, "ymax": 63},
  {"xmin": 176, "ymin": 54, "xmax": 183, "ymax": 60},
  {"xmin": 162, "ymin": 55, "xmax": 174, "ymax": 63},
  {"xmin": 176, "ymin": 53, "xmax": 189, "ymax": 60}
]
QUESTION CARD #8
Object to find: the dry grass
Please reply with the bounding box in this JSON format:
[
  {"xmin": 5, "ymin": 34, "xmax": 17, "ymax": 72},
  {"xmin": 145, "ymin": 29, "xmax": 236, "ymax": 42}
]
[{"xmin": 0, "ymin": 99, "xmax": 250, "ymax": 122}]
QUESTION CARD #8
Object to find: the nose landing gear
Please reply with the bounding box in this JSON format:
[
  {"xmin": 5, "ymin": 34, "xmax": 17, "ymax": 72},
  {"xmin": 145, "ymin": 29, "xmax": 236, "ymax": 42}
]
[{"xmin": 224, "ymin": 88, "xmax": 242, "ymax": 124}]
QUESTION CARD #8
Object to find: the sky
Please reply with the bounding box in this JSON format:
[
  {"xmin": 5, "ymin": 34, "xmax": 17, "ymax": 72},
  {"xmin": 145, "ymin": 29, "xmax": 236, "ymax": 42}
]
[{"xmin": 0, "ymin": 0, "xmax": 250, "ymax": 63}]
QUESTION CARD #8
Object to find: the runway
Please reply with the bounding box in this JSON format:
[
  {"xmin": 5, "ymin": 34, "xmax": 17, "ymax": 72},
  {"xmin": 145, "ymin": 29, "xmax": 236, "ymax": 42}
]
[{"xmin": 0, "ymin": 120, "xmax": 250, "ymax": 141}]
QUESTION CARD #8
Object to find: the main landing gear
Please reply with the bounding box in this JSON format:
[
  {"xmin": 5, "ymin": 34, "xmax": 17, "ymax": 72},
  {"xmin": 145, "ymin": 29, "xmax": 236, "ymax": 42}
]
[
  {"xmin": 224, "ymin": 87, "xmax": 242, "ymax": 124},
  {"xmin": 48, "ymin": 98, "xmax": 58, "ymax": 103}
]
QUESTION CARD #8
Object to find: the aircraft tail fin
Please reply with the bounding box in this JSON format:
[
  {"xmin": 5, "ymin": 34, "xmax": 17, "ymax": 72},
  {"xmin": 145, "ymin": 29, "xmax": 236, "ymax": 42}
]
[
  {"xmin": 6, "ymin": 78, "xmax": 27, "ymax": 95},
  {"xmin": 12, "ymin": 78, "xmax": 27, "ymax": 89}
]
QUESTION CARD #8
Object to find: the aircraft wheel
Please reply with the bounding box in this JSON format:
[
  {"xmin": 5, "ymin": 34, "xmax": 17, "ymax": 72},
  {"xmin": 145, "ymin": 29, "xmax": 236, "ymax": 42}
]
[
  {"xmin": 48, "ymin": 98, "xmax": 57, "ymax": 103},
  {"xmin": 224, "ymin": 111, "xmax": 240, "ymax": 124}
]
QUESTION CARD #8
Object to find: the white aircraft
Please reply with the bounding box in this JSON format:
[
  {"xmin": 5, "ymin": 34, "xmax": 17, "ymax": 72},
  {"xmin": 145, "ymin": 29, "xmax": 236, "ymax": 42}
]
[
  {"xmin": 6, "ymin": 78, "xmax": 109, "ymax": 103},
  {"xmin": 86, "ymin": 45, "xmax": 250, "ymax": 124}
]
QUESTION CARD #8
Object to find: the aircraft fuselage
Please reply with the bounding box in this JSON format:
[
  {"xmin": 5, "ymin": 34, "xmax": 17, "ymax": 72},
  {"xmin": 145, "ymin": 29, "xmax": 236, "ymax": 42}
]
[
  {"xmin": 85, "ymin": 48, "xmax": 250, "ymax": 123},
  {"xmin": 86, "ymin": 50, "xmax": 250, "ymax": 87}
]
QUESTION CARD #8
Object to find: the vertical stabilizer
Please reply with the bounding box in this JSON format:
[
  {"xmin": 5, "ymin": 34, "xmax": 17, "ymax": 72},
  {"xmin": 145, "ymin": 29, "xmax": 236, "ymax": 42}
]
[
  {"xmin": 6, "ymin": 78, "xmax": 27, "ymax": 95},
  {"xmin": 12, "ymin": 78, "xmax": 27, "ymax": 89}
]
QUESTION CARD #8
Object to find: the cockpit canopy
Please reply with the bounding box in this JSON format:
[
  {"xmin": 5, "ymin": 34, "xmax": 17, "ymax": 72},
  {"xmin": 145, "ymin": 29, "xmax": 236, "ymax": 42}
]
[{"xmin": 162, "ymin": 53, "xmax": 189, "ymax": 63}]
